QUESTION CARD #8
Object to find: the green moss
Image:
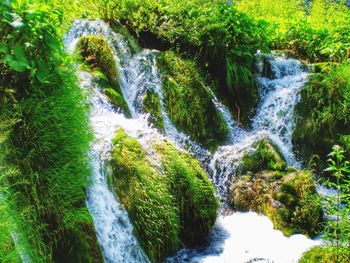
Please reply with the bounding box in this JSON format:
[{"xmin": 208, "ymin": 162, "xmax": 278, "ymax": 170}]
[
  {"xmin": 229, "ymin": 170, "xmax": 323, "ymax": 237},
  {"xmin": 300, "ymin": 246, "xmax": 350, "ymax": 263},
  {"xmin": 76, "ymin": 35, "xmax": 118, "ymax": 80},
  {"xmin": 93, "ymin": 71, "xmax": 131, "ymax": 117},
  {"xmin": 140, "ymin": 90, "xmax": 164, "ymax": 131},
  {"xmin": 293, "ymin": 64, "xmax": 350, "ymax": 168},
  {"xmin": 157, "ymin": 51, "xmax": 229, "ymax": 151},
  {"xmin": 239, "ymin": 139, "xmax": 287, "ymax": 175},
  {"xmin": 111, "ymin": 129, "xmax": 219, "ymax": 262}
]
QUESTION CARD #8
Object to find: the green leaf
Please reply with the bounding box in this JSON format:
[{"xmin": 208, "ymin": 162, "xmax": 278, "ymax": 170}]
[
  {"xmin": 0, "ymin": 43, "xmax": 8, "ymax": 53},
  {"xmin": 36, "ymin": 60, "xmax": 50, "ymax": 83},
  {"xmin": 3, "ymin": 54, "xmax": 29, "ymax": 73}
]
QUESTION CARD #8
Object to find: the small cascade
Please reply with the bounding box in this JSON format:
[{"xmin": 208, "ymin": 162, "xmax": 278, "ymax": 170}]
[{"xmin": 209, "ymin": 53, "xmax": 309, "ymax": 202}]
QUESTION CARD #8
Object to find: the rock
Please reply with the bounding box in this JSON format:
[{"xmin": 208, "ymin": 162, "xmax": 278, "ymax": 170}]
[
  {"xmin": 140, "ymin": 89, "xmax": 164, "ymax": 132},
  {"xmin": 110, "ymin": 129, "xmax": 219, "ymax": 262},
  {"xmin": 229, "ymin": 170, "xmax": 323, "ymax": 237}
]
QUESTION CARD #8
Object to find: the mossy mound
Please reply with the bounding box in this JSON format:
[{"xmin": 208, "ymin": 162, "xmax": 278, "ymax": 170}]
[
  {"xmin": 229, "ymin": 170, "xmax": 322, "ymax": 237},
  {"xmin": 157, "ymin": 51, "xmax": 229, "ymax": 151},
  {"xmin": 93, "ymin": 71, "xmax": 131, "ymax": 117},
  {"xmin": 229, "ymin": 139, "xmax": 322, "ymax": 237},
  {"xmin": 293, "ymin": 64, "xmax": 350, "ymax": 169},
  {"xmin": 140, "ymin": 90, "xmax": 164, "ymax": 131},
  {"xmin": 110, "ymin": 129, "xmax": 219, "ymax": 262},
  {"xmin": 239, "ymin": 139, "xmax": 287, "ymax": 175},
  {"xmin": 300, "ymin": 245, "xmax": 350, "ymax": 263},
  {"xmin": 76, "ymin": 35, "xmax": 118, "ymax": 80}
]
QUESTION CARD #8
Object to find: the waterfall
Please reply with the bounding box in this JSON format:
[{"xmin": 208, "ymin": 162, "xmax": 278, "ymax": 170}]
[
  {"xmin": 65, "ymin": 20, "xmax": 319, "ymax": 263},
  {"xmin": 168, "ymin": 53, "xmax": 321, "ymax": 262}
]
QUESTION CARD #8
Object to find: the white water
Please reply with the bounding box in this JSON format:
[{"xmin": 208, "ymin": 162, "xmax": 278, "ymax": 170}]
[{"xmin": 65, "ymin": 20, "xmax": 319, "ymax": 263}]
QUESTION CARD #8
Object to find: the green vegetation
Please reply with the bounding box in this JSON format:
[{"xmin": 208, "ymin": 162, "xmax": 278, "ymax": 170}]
[
  {"xmin": 157, "ymin": 51, "xmax": 229, "ymax": 150},
  {"xmin": 89, "ymin": 0, "xmax": 268, "ymax": 124},
  {"xmin": 239, "ymin": 139, "xmax": 287, "ymax": 174},
  {"xmin": 76, "ymin": 36, "xmax": 131, "ymax": 116},
  {"xmin": 140, "ymin": 90, "xmax": 164, "ymax": 131},
  {"xmin": 237, "ymin": 0, "xmax": 350, "ymax": 63},
  {"xmin": 111, "ymin": 129, "xmax": 219, "ymax": 262},
  {"xmin": 293, "ymin": 64, "xmax": 350, "ymax": 166},
  {"xmin": 230, "ymin": 139, "xmax": 322, "ymax": 236},
  {"xmin": 300, "ymin": 245, "xmax": 350, "ymax": 263},
  {"xmin": 0, "ymin": 1, "xmax": 102, "ymax": 261},
  {"xmin": 76, "ymin": 35, "xmax": 118, "ymax": 80}
]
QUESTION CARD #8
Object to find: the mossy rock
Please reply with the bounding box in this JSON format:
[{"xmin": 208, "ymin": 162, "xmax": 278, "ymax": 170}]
[
  {"xmin": 140, "ymin": 90, "xmax": 164, "ymax": 132},
  {"xmin": 300, "ymin": 245, "xmax": 350, "ymax": 263},
  {"xmin": 292, "ymin": 64, "xmax": 350, "ymax": 169},
  {"xmin": 229, "ymin": 170, "xmax": 323, "ymax": 237},
  {"xmin": 76, "ymin": 35, "xmax": 118, "ymax": 80},
  {"xmin": 93, "ymin": 71, "xmax": 131, "ymax": 117},
  {"xmin": 157, "ymin": 51, "xmax": 229, "ymax": 151},
  {"xmin": 110, "ymin": 129, "xmax": 219, "ymax": 262},
  {"xmin": 238, "ymin": 138, "xmax": 287, "ymax": 175},
  {"xmin": 310, "ymin": 62, "xmax": 338, "ymax": 73}
]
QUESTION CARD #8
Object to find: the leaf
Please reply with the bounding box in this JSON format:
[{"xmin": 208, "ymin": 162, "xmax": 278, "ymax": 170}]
[
  {"xmin": 0, "ymin": 43, "xmax": 8, "ymax": 53},
  {"xmin": 3, "ymin": 54, "xmax": 29, "ymax": 73},
  {"xmin": 36, "ymin": 60, "xmax": 50, "ymax": 83}
]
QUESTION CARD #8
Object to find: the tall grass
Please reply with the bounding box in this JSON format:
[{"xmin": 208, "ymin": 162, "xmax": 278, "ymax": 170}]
[{"xmin": 0, "ymin": 0, "xmax": 102, "ymax": 260}]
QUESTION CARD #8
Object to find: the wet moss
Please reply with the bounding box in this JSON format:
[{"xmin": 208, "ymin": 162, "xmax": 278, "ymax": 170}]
[
  {"xmin": 300, "ymin": 246, "xmax": 350, "ymax": 263},
  {"xmin": 230, "ymin": 170, "xmax": 322, "ymax": 237},
  {"xmin": 110, "ymin": 129, "xmax": 219, "ymax": 262},
  {"xmin": 239, "ymin": 139, "xmax": 287, "ymax": 175},
  {"xmin": 157, "ymin": 51, "xmax": 229, "ymax": 151},
  {"xmin": 293, "ymin": 64, "xmax": 350, "ymax": 169},
  {"xmin": 140, "ymin": 90, "xmax": 164, "ymax": 132},
  {"xmin": 76, "ymin": 36, "xmax": 118, "ymax": 80}
]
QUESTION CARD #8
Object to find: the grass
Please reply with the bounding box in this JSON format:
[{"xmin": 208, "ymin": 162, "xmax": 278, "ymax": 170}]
[
  {"xmin": 0, "ymin": 1, "xmax": 102, "ymax": 261},
  {"xmin": 300, "ymin": 245, "xmax": 350, "ymax": 263},
  {"xmin": 111, "ymin": 129, "xmax": 219, "ymax": 262}
]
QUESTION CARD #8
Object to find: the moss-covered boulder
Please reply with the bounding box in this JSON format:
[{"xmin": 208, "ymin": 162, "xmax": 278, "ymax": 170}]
[
  {"xmin": 293, "ymin": 64, "xmax": 350, "ymax": 169},
  {"xmin": 110, "ymin": 129, "xmax": 219, "ymax": 262},
  {"xmin": 238, "ymin": 139, "xmax": 287, "ymax": 175},
  {"xmin": 140, "ymin": 90, "xmax": 164, "ymax": 131},
  {"xmin": 76, "ymin": 35, "xmax": 118, "ymax": 80},
  {"xmin": 229, "ymin": 170, "xmax": 322, "ymax": 237},
  {"xmin": 300, "ymin": 245, "xmax": 350, "ymax": 263},
  {"xmin": 157, "ymin": 51, "xmax": 229, "ymax": 151},
  {"xmin": 229, "ymin": 139, "xmax": 322, "ymax": 237}
]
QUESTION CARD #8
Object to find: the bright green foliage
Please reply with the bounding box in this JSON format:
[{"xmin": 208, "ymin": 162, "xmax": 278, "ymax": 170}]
[
  {"xmin": 237, "ymin": 0, "xmax": 350, "ymax": 63},
  {"xmin": 322, "ymin": 146, "xmax": 350, "ymax": 257},
  {"xmin": 140, "ymin": 90, "xmax": 164, "ymax": 131},
  {"xmin": 300, "ymin": 245, "xmax": 350, "ymax": 263},
  {"xmin": 157, "ymin": 51, "xmax": 229, "ymax": 150},
  {"xmin": 240, "ymin": 139, "xmax": 287, "ymax": 174},
  {"xmin": 91, "ymin": 0, "xmax": 269, "ymax": 123},
  {"xmin": 0, "ymin": 1, "xmax": 102, "ymax": 261},
  {"xmin": 111, "ymin": 129, "xmax": 219, "ymax": 262},
  {"xmin": 293, "ymin": 64, "xmax": 350, "ymax": 165},
  {"xmin": 76, "ymin": 35, "xmax": 118, "ymax": 80}
]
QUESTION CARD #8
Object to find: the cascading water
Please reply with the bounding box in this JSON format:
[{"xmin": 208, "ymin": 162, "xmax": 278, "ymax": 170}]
[
  {"xmin": 65, "ymin": 20, "xmax": 320, "ymax": 263},
  {"xmin": 168, "ymin": 53, "xmax": 321, "ymax": 262}
]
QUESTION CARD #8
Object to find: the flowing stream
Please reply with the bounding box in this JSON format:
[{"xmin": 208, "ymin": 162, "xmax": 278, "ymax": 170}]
[{"xmin": 65, "ymin": 20, "xmax": 320, "ymax": 263}]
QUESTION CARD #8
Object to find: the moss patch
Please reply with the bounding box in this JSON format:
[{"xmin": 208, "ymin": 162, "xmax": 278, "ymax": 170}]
[
  {"xmin": 93, "ymin": 71, "xmax": 131, "ymax": 117},
  {"xmin": 76, "ymin": 35, "xmax": 118, "ymax": 80},
  {"xmin": 140, "ymin": 90, "xmax": 164, "ymax": 132},
  {"xmin": 157, "ymin": 51, "xmax": 229, "ymax": 151},
  {"xmin": 293, "ymin": 64, "xmax": 350, "ymax": 168},
  {"xmin": 300, "ymin": 246, "xmax": 350, "ymax": 263},
  {"xmin": 230, "ymin": 170, "xmax": 323, "ymax": 237},
  {"xmin": 239, "ymin": 139, "xmax": 287, "ymax": 175},
  {"xmin": 111, "ymin": 129, "xmax": 219, "ymax": 262}
]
